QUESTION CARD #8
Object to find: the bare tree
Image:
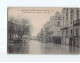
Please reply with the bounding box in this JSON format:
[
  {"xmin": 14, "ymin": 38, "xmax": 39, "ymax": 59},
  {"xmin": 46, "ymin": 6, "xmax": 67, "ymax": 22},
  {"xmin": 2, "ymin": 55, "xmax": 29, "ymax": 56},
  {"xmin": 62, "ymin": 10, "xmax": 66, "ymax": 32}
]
[
  {"xmin": 18, "ymin": 18, "xmax": 31, "ymax": 40},
  {"xmin": 8, "ymin": 17, "xmax": 15, "ymax": 40}
]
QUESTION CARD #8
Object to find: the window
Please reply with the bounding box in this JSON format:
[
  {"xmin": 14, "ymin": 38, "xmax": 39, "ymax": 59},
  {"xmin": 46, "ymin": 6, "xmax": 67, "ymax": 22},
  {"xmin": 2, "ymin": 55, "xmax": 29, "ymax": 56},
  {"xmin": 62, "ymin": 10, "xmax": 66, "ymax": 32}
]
[
  {"xmin": 71, "ymin": 30, "xmax": 72, "ymax": 34},
  {"xmin": 66, "ymin": 8, "xmax": 68, "ymax": 24},
  {"xmin": 58, "ymin": 21, "xmax": 60, "ymax": 26},
  {"xmin": 70, "ymin": 9, "xmax": 73, "ymax": 24},
  {"xmin": 66, "ymin": 15, "xmax": 68, "ymax": 24},
  {"xmin": 76, "ymin": 8, "xmax": 79, "ymax": 19},
  {"xmin": 63, "ymin": 17, "xmax": 64, "ymax": 25},
  {"xmin": 66, "ymin": 30, "xmax": 68, "ymax": 37},
  {"xmin": 58, "ymin": 17, "xmax": 60, "ymax": 20},
  {"xmin": 76, "ymin": 29, "xmax": 79, "ymax": 36}
]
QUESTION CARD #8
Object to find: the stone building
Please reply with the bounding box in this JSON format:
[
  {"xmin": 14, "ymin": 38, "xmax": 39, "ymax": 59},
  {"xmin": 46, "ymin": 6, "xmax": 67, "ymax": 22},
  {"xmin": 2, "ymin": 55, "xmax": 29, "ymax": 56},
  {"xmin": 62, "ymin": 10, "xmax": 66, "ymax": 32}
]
[
  {"xmin": 61, "ymin": 8, "xmax": 80, "ymax": 47},
  {"xmin": 49, "ymin": 12, "xmax": 63, "ymax": 43},
  {"xmin": 37, "ymin": 11, "xmax": 63, "ymax": 43}
]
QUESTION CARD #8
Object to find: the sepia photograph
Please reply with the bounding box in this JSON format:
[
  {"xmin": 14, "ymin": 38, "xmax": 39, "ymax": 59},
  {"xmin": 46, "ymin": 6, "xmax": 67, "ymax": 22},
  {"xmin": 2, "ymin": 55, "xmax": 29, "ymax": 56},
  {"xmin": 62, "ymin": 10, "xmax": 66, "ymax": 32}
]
[{"xmin": 7, "ymin": 7, "xmax": 80, "ymax": 54}]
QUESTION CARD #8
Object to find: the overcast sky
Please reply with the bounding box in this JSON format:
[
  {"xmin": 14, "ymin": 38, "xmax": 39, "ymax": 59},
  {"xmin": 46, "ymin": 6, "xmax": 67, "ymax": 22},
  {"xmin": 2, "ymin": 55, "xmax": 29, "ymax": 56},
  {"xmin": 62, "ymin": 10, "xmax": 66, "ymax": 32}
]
[{"xmin": 8, "ymin": 7, "xmax": 63, "ymax": 36}]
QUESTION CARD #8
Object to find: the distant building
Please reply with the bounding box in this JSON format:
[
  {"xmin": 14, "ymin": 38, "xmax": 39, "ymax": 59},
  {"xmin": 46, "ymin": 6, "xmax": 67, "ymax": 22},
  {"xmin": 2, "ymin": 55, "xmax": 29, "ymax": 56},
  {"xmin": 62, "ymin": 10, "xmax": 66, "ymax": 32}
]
[
  {"xmin": 61, "ymin": 8, "xmax": 80, "ymax": 47},
  {"xmin": 49, "ymin": 12, "xmax": 63, "ymax": 43},
  {"xmin": 37, "ymin": 11, "xmax": 63, "ymax": 44}
]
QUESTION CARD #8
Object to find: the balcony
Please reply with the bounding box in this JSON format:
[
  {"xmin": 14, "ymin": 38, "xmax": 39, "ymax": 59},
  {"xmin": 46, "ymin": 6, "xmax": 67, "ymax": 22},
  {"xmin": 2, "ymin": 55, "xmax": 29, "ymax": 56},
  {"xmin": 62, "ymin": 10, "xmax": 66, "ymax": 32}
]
[
  {"xmin": 73, "ymin": 19, "xmax": 80, "ymax": 26},
  {"xmin": 60, "ymin": 25, "xmax": 68, "ymax": 30}
]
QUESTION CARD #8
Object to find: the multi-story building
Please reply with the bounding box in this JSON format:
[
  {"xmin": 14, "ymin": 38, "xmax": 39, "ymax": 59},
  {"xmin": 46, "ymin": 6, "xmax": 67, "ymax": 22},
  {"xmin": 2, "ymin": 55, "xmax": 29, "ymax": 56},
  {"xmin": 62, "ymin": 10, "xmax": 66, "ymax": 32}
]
[
  {"xmin": 37, "ymin": 11, "xmax": 63, "ymax": 43},
  {"xmin": 73, "ymin": 8, "xmax": 80, "ymax": 47},
  {"xmin": 48, "ymin": 12, "xmax": 63, "ymax": 43},
  {"xmin": 61, "ymin": 8, "xmax": 80, "ymax": 47}
]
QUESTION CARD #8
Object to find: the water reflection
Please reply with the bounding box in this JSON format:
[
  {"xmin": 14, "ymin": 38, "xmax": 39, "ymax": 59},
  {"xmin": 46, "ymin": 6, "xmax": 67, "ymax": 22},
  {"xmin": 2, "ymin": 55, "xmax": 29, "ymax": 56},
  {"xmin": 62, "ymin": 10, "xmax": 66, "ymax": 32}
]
[
  {"xmin": 8, "ymin": 39, "xmax": 29, "ymax": 54},
  {"xmin": 69, "ymin": 46, "xmax": 79, "ymax": 54},
  {"xmin": 8, "ymin": 40, "xmax": 80, "ymax": 54}
]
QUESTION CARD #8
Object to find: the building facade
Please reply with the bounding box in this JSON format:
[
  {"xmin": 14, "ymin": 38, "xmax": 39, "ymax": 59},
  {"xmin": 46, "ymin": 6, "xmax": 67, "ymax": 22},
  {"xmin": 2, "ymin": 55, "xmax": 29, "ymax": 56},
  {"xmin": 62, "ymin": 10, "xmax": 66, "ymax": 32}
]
[
  {"xmin": 49, "ymin": 12, "xmax": 63, "ymax": 43},
  {"xmin": 61, "ymin": 8, "xmax": 80, "ymax": 47},
  {"xmin": 37, "ymin": 11, "xmax": 63, "ymax": 44}
]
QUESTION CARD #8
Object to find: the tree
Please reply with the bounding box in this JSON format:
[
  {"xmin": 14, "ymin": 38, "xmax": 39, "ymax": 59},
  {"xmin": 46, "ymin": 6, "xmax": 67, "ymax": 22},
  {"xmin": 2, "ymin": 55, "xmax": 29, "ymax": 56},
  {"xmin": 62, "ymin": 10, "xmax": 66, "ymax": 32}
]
[
  {"xmin": 8, "ymin": 17, "xmax": 15, "ymax": 40},
  {"xmin": 8, "ymin": 17, "xmax": 32, "ymax": 41},
  {"xmin": 18, "ymin": 18, "xmax": 31, "ymax": 39}
]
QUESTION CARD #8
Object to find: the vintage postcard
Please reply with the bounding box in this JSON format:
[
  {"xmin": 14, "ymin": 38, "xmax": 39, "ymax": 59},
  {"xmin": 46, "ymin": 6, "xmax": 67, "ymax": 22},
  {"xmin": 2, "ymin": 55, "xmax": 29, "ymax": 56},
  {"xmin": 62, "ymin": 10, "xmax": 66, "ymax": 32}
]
[{"xmin": 7, "ymin": 7, "xmax": 80, "ymax": 54}]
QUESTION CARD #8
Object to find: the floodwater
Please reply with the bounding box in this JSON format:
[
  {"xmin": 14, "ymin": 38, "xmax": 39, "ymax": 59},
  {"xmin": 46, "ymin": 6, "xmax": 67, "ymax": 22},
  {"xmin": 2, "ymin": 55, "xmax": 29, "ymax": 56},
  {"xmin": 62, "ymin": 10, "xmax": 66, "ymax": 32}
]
[
  {"xmin": 8, "ymin": 40, "xmax": 80, "ymax": 54},
  {"xmin": 25, "ymin": 40, "xmax": 80, "ymax": 54}
]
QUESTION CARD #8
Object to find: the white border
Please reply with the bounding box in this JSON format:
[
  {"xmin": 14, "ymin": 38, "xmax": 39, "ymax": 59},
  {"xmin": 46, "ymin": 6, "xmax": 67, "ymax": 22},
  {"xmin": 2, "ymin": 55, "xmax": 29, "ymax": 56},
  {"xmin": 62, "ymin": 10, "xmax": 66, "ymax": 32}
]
[{"xmin": 0, "ymin": 0, "xmax": 80, "ymax": 62}]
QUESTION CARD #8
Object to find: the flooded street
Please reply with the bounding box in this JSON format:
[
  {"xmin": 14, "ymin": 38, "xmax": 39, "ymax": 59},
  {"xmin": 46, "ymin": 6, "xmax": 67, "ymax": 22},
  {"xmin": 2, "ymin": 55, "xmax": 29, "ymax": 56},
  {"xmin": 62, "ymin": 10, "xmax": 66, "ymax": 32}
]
[
  {"xmin": 21, "ymin": 40, "xmax": 80, "ymax": 54},
  {"xmin": 8, "ymin": 39, "xmax": 80, "ymax": 54}
]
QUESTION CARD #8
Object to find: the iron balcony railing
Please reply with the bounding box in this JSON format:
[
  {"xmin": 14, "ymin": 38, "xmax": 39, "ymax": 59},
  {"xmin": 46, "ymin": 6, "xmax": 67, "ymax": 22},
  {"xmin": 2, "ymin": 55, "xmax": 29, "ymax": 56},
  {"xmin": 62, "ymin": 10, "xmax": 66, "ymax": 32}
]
[
  {"xmin": 73, "ymin": 19, "xmax": 80, "ymax": 26},
  {"xmin": 60, "ymin": 25, "xmax": 68, "ymax": 30}
]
